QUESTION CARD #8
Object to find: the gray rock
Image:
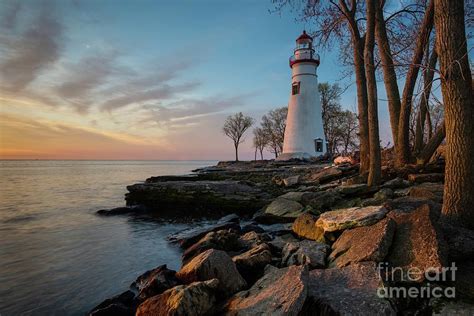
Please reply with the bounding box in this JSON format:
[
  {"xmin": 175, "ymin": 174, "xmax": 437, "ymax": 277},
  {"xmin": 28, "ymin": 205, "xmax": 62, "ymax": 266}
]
[
  {"xmin": 168, "ymin": 221, "xmax": 240, "ymax": 249},
  {"xmin": 264, "ymin": 198, "xmax": 304, "ymax": 220},
  {"xmin": 316, "ymin": 205, "xmax": 388, "ymax": 232},
  {"xmin": 233, "ymin": 243, "xmax": 273, "ymax": 284},
  {"xmin": 336, "ymin": 183, "xmax": 370, "ymax": 196},
  {"xmin": 131, "ymin": 264, "xmax": 180, "ymax": 301},
  {"xmin": 283, "ymin": 175, "xmax": 300, "ymax": 187},
  {"xmin": 182, "ymin": 229, "xmax": 241, "ymax": 263},
  {"xmin": 408, "ymin": 182, "xmax": 444, "ymax": 203},
  {"xmin": 282, "ymin": 240, "xmax": 329, "ymax": 268},
  {"xmin": 382, "ymin": 177, "xmax": 410, "ymax": 189}
]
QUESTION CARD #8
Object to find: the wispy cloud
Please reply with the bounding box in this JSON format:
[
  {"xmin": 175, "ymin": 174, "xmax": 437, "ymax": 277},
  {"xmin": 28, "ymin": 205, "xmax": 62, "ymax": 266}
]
[{"xmin": 0, "ymin": 1, "xmax": 63, "ymax": 92}]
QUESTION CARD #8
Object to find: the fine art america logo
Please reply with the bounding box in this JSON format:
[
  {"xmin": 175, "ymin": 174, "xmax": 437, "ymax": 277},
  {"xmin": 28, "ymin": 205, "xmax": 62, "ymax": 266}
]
[{"xmin": 376, "ymin": 262, "xmax": 457, "ymax": 299}]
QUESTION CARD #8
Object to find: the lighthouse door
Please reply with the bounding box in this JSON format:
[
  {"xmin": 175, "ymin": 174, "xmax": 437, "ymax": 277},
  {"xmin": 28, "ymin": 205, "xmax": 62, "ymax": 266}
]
[{"xmin": 315, "ymin": 138, "xmax": 323, "ymax": 152}]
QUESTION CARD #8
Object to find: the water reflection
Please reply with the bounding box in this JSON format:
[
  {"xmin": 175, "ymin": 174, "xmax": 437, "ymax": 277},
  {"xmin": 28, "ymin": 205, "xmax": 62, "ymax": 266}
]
[{"xmin": 0, "ymin": 160, "xmax": 216, "ymax": 316}]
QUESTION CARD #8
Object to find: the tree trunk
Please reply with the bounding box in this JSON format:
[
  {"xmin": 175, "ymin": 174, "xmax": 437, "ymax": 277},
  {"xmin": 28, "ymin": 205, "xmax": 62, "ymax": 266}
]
[
  {"xmin": 435, "ymin": 0, "xmax": 474, "ymax": 228},
  {"xmin": 396, "ymin": 0, "xmax": 435, "ymax": 167},
  {"xmin": 235, "ymin": 143, "xmax": 239, "ymax": 161},
  {"xmin": 417, "ymin": 120, "xmax": 445, "ymax": 165},
  {"xmin": 365, "ymin": 0, "xmax": 381, "ymax": 186},
  {"xmin": 415, "ymin": 46, "xmax": 438, "ymax": 154},
  {"xmin": 375, "ymin": 0, "xmax": 401, "ymax": 147},
  {"xmin": 259, "ymin": 149, "xmax": 263, "ymax": 160}
]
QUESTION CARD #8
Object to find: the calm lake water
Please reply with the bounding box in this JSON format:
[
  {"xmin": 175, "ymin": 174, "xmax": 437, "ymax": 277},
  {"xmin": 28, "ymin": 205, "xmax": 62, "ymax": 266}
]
[{"xmin": 0, "ymin": 160, "xmax": 217, "ymax": 316}]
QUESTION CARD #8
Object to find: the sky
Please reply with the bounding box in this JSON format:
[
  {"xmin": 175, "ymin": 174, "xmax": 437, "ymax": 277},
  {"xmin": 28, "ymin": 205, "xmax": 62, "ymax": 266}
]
[{"xmin": 0, "ymin": 0, "xmax": 396, "ymax": 160}]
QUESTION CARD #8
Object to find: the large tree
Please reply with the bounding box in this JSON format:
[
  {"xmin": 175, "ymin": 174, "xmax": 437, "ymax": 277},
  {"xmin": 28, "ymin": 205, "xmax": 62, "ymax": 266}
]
[
  {"xmin": 261, "ymin": 107, "xmax": 287, "ymax": 158},
  {"xmin": 434, "ymin": 0, "xmax": 474, "ymax": 228},
  {"xmin": 319, "ymin": 82, "xmax": 343, "ymax": 156},
  {"xmin": 222, "ymin": 112, "xmax": 254, "ymax": 161}
]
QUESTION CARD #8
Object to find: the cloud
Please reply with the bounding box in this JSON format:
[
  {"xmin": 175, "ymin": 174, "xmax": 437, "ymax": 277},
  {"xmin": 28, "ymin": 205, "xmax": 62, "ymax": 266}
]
[
  {"xmin": 100, "ymin": 81, "xmax": 200, "ymax": 112},
  {"xmin": 1, "ymin": 0, "xmax": 22, "ymax": 30},
  {"xmin": 0, "ymin": 1, "xmax": 63, "ymax": 91}
]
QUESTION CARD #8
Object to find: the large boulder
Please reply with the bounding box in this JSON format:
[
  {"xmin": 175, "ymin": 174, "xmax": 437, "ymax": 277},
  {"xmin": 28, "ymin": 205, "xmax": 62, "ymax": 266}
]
[
  {"xmin": 336, "ymin": 183, "xmax": 371, "ymax": 196},
  {"xmin": 306, "ymin": 190, "xmax": 342, "ymax": 213},
  {"xmin": 304, "ymin": 166, "xmax": 344, "ymax": 184},
  {"xmin": 316, "ymin": 205, "xmax": 388, "ymax": 233},
  {"xmin": 386, "ymin": 204, "xmax": 448, "ymax": 282},
  {"xmin": 329, "ymin": 217, "xmax": 396, "ymax": 268},
  {"xmin": 225, "ymin": 265, "xmax": 308, "ymax": 316},
  {"xmin": 304, "ymin": 262, "xmax": 395, "ymax": 315},
  {"xmin": 176, "ymin": 249, "xmax": 247, "ymax": 296},
  {"xmin": 263, "ymin": 197, "xmax": 305, "ymax": 221},
  {"xmin": 232, "ymin": 243, "xmax": 273, "ymax": 284},
  {"xmin": 126, "ymin": 180, "xmax": 271, "ymax": 218},
  {"xmin": 292, "ymin": 213, "xmax": 326, "ymax": 242},
  {"xmin": 167, "ymin": 221, "xmax": 240, "ymax": 249},
  {"xmin": 136, "ymin": 279, "xmax": 219, "ymax": 316},
  {"xmin": 131, "ymin": 265, "xmax": 180, "ymax": 301},
  {"xmin": 182, "ymin": 229, "xmax": 241, "ymax": 263},
  {"xmin": 281, "ymin": 240, "xmax": 329, "ymax": 269},
  {"xmin": 238, "ymin": 231, "xmax": 271, "ymax": 249},
  {"xmin": 384, "ymin": 196, "xmax": 442, "ymax": 219}
]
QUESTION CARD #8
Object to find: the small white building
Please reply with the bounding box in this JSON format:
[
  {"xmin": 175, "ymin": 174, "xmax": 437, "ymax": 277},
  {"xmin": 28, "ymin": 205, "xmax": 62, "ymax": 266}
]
[{"xmin": 278, "ymin": 31, "xmax": 326, "ymax": 160}]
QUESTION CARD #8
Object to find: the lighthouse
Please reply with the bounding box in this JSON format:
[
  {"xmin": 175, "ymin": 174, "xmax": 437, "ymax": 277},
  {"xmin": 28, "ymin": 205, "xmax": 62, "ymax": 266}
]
[{"xmin": 278, "ymin": 31, "xmax": 326, "ymax": 160}]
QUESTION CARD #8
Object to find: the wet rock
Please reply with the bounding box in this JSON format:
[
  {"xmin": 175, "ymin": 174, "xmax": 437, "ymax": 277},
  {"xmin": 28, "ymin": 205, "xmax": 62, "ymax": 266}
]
[
  {"xmin": 126, "ymin": 180, "xmax": 271, "ymax": 218},
  {"xmin": 96, "ymin": 206, "xmax": 145, "ymax": 216},
  {"xmin": 240, "ymin": 223, "xmax": 265, "ymax": 234},
  {"xmin": 225, "ymin": 265, "xmax": 308, "ymax": 316},
  {"xmin": 281, "ymin": 240, "xmax": 329, "ymax": 269},
  {"xmin": 176, "ymin": 249, "xmax": 246, "ymax": 296},
  {"xmin": 408, "ymin": 182, "xmax": 444, "ymax": 203},
  {"xmin": 167, "ymin": 221, "xmax": 240, "ymax": 249},
  {"xmin": 386, "ymin": 204, "xmax": 448, "ymax": 282},
  {"xmin": 182, "ymin": 229, "xmax": 241, "ymax": 263},
  {"xmin": 304, "ymin": 262, "xmax": 395, "ymax": 315},
  {"xmin": 89, "ymin": 290, "xmax": 136, "ymax": 316},
  {"xmin": 268, "ymin": 233, "xmax": 301, "ymax": 254},
  {"xmin": 329, "ymin": 217, "xmax": 396, "ymax": 268},
  {"xmin": 259, "ymin": 222, "xmax": 293, "ymax": 236},
  {"xmin": 381, "ymin": 177, "xmax": 410, "ymax": 189},
  {"xmin": 136, "ymin": 279, "xmax": 219, "ymax": 316},
  {"xmin": 131, "ymin": 265, "xmax": 180, "ymax": 301},
  {"xmin": 407, "ymin": 173, "xmax": 444, "ymax": 183},
  {"xmin": 217, "ymin": 213, "xmax": 240, "ymax": 224},
  {"xmin": 263, "ymin": 198, "xmax": 304, "ymax": 221},
  {"xmin": 316, "ymin": 205, "xmax": 388, "ymax": 233},
  {"xmin": 233, "ymin": 243, "xmax": 273, "ymax": 284},
  {"xmin": 292, "ymin": 213, "xmax": 327, "ymax": 243}
]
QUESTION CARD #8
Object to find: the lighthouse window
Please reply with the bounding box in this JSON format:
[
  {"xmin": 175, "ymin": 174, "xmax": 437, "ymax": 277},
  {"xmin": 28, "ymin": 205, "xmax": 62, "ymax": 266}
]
[
  {"xmin": 292, "ymin": 82, "xmax": 300, "ymax": 95},
  {"xmin": 315, "ymin": 138, "xmax": 323, "ymax": 152}
]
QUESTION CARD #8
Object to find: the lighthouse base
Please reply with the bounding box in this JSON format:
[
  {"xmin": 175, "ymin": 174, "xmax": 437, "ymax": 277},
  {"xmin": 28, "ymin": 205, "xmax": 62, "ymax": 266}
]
[{"xmin": 276, "ymin": 152, "xmax": 314, "ymax": 161}]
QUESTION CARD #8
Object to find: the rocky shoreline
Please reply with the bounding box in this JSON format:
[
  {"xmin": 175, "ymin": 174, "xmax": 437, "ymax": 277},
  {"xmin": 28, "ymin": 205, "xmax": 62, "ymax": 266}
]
[{"xmin": 91, "ymin": 159, "xmax": 474, "ymax": 315}]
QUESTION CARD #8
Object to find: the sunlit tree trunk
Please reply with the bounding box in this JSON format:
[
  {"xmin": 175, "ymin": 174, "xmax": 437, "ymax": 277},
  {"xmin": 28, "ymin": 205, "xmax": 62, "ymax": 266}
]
[
  {"xmin": 417, "ymin": 120, "xmax": 445, "ymax": 166},
  {"xmin": 435, "ymin": 0, "xmax": 474, "ymax": 228}
]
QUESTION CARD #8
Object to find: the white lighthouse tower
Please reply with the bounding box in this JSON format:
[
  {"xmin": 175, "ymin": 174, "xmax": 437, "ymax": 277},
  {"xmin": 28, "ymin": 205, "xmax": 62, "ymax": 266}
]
[{"xmin": 278, "ymin": 31, "xmax": 326, "ymax": 160}]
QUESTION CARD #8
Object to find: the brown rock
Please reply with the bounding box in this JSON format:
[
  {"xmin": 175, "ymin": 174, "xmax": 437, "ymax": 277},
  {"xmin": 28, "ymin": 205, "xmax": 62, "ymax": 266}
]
[
  {"xmin": 182, "ymin": 229, "xmax": 241, "ymax": 263},
  {"xmin": 408, "ymin": 182, "xmax": 444, "ymax": 203},
  {"xmin": 225, "ymin": 265, "xmax": 308, "ymax": 316},
  {"xmin": 384, "ymin": 196, "xmax": 442, "ymax": 219},
  {"xmin": 304, "ymin": 262, "xmax": 395, "ymax": 315},
  {"xmin": 292, "ymin": 213, "xmax": 326, "ymax": 243},
  {"xmin": 386, "ymin": 204, "xmax": 448, "ymax": 282},
  {"xmin": 233, "ymin": 243, "xmax": 273, "ymax": 284},
  {"xmin": 238, "ymin": 231, "xmax": 271, "ymax": 249},
  {"xmin": 136, "ymin": 279, "xmax": 219, "ymax": 316},
  {"xmin": 407, "ymin": 173, "xmax": 444, "ymax": 183},
  {"xmin": 329, "ymin": 217, "xmax": 396, "ymax": 268},
  {"xmin": 176, "ymin": 249, "xmax": 247, "ymax": 296},
  {"xmin": 307, "ymin": 166, "xmax": 343, "ymax": 184}
]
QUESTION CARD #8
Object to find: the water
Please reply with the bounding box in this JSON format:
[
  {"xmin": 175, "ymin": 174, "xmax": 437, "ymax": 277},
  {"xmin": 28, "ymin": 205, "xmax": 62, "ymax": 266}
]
[{"xmin": 0, "ymin": 160, "xmax": 217, "ymax": 316}]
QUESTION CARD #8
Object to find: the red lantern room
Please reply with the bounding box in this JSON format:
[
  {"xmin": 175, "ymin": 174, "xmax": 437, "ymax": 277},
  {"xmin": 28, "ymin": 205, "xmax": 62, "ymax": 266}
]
[{"xmin": 289, "ymin": 30, "xmax": 320, "ymax": 68}]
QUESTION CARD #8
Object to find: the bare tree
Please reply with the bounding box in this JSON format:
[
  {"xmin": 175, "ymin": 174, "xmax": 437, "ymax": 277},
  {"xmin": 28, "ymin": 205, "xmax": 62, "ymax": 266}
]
[
  {"xmin": 222, "ymin": 112, "xmax": 254, "ymax": 161},
  {"xmin": 435, "ymin": 0, "xmax": 474, "ymax": 228},
  {"xmin": 319, "ymin": 82, "xmax": 343, "ymax": 156},
  {"xmin": 337, "ymin": 110, "xmax": 359, "ymax": 155},
  {"xmin": 261, "ymin": 107, "xmax": 287, "ymax": 158},
  {"xmin": 253, "ymin": 127, "xmax": 268, "ymax": 160}
]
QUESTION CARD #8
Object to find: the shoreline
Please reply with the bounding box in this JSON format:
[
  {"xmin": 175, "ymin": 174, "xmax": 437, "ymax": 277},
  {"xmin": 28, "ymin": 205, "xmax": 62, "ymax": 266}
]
[{"xmin": 90, "ymin": 158, "xmax": 474, "ymax": 315}]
